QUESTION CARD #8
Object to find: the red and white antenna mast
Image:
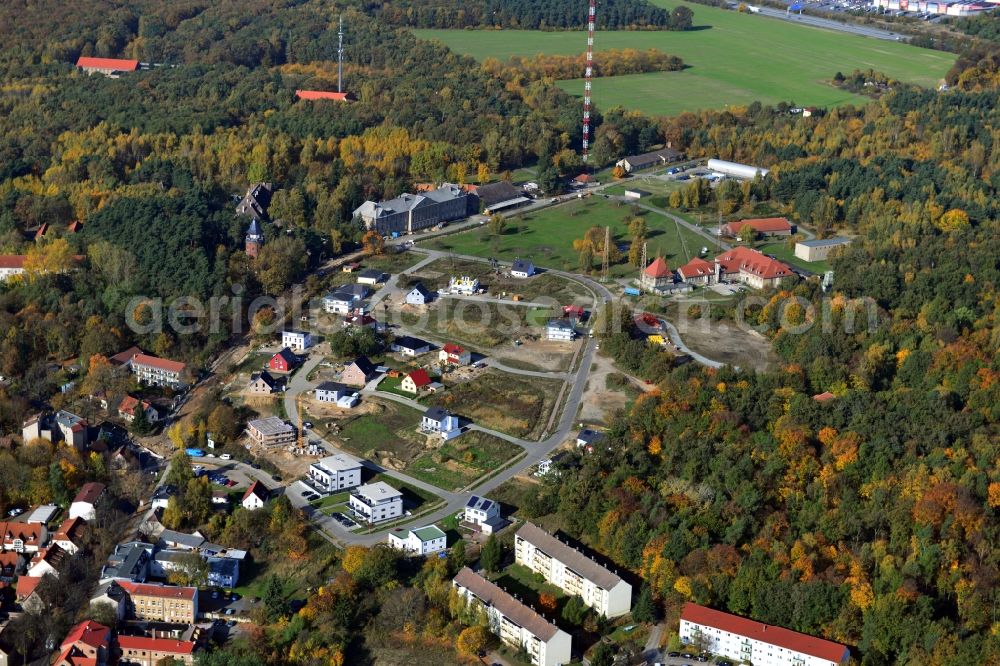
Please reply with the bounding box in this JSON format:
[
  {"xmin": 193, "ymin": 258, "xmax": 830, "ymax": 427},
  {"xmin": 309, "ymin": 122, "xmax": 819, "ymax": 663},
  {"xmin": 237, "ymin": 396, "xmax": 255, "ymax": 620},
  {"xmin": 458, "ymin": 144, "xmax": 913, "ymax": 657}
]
[{"xmin": 582, "ymin": 0, "xmax": 596, "ymax": 164}]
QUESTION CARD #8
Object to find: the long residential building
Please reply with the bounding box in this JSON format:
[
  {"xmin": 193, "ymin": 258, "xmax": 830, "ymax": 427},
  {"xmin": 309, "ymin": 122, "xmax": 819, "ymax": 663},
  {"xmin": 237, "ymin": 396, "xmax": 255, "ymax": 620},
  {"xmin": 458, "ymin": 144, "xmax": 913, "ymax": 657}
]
[
  {"xmin": 453, "ymin": 567, "xmax": 572, "ymax": 666},
  {"xmin": 353, "ymin": 184, "xmax": 468, "ymax": 236},
  {"xmin": 514, "ymin": 522, "xmax": 631, "ymax": 618},
  {"xmin": 116, "ymin": 635, "xmax": 195, "ymax": 665},
  {"xmin": 679, "ymin": 602, "xmax": 850, "ymax": 666},
  {"xmin": 129, "ymin": 353, "xmax": 187, "ymax": 389},
  {"xmin": 117, "ymin": 581, "xmax": 198, "ymax": 623}
]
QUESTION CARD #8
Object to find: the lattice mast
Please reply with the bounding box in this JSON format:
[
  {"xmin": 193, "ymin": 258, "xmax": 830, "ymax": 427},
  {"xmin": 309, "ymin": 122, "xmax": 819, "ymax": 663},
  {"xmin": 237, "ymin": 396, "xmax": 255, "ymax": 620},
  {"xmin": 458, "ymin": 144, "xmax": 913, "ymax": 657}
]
[
  {"xmin": 601, "ymin": 226, "xmax": 610, "ymax": 282},
  {"xmin": 338, "ymin": 15, "xmax": 345, "ymax": 93},
  {"xmin": 581, "ymin": 0, "xmax": 596, "ymax": 163}
]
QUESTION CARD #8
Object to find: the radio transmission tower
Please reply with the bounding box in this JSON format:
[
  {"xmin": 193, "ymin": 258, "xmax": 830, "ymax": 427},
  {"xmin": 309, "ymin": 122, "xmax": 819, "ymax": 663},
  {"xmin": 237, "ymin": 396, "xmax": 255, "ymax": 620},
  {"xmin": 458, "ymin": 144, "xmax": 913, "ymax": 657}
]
[
  {"xmin": 581, "ymin": 0, "xmax": 596, "ymax": 163},
  {"xmin": 601, "ymin": 226, "xmax": 610, "ymax": 282},
  {"xmin": 337, "ymin": 15, "xmax": 345, "ymax": 93},
  {"xmin": 640, "ymin": 241, "xmax": 647, "ymax": 278}
]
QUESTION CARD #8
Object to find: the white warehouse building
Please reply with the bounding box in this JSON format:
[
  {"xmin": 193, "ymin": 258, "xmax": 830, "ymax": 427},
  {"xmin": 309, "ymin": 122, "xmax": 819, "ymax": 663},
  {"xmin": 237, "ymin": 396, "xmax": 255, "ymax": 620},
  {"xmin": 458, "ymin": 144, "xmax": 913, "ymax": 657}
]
[
  {"xmin": 514, "ymin": 522, "xmax": 632, "ymax": 618},
  {"xmin": 679, "ymin": 602, "xmax": 850, "ymax": 666},
  {"xmin": 706, "ymin": 159, "xmax": 769, "ymax": 180}
]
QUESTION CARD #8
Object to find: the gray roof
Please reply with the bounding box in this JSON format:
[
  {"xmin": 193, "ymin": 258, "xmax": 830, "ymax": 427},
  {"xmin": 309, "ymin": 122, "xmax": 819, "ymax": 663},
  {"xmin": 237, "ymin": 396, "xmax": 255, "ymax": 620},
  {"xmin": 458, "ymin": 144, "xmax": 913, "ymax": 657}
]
[
  {"xmin": 314, "ymin": 453, "xmax": 363, "ymax": 472},
  {"xmin": 208, "ymin": 556, "xmax": 239, "ymax": 577},
  {"xmin": 247, "ymin": 416, "xmax": 294, "ymax": 437},
  {"xmin": 475, "ymin": 181, "xmax": 522, "ymax": 207},
  {"xmin": 328, "ymin": 284, "xmax": 370, "ymax": 301},
  {"xmin": 24, "ymin": 505, "xmax": 59, "ymax": 524},
  {"xmin": 453, "ymin": 567, "xmax": 561, "ymax": 641},
  {"xmin": 547, "ymin": 318, "xmax": 575, "ymax": 330},
  {"xmin": 797, "ymin": 237, "xmax": 851, "ymax": 248},
  {"xmin": 250, "ymin": 371, "xmax": 278, "ymax": 388},
  {"xmin": 465, "ymin": 495, "xmax": 495, "ymax": 513},
  {"xmin": 159, "ymin": 530, "xmax": 205, "ymax": 549},
  {"xmin": 393, "ymin": 335, "xmax": 430, "ymax": 351},
  {"xmin": 358, "ymin": 268, "xmax": 384, "ymax": 280},
  {"xmin": 577, "ymin": 428, "xmax": 605, "ymax": 444},
  {"xmin": 423, "ymin": 407, "xmax": 449, "ymax": 423},
  {"xmin": 408, "ymin": 282, "xmax": 431, "ymax": 297},
  {"xmin": 355, "ymin": 184, "xmax": 464, "ymax": 218},
  {"xmin": 246, "ymin": 218, "xmax": 263, "ymax": 236},
  {"xmin": 512, "ymin": 258, "xmax": 534, "ymax": 273},
  {"xmin": 515, "ymin": 522, "xmax": 624, "ymax": 591},
  {"xmin": 316, "ymin": 381, "xmax": 348, "ymax": 393}
]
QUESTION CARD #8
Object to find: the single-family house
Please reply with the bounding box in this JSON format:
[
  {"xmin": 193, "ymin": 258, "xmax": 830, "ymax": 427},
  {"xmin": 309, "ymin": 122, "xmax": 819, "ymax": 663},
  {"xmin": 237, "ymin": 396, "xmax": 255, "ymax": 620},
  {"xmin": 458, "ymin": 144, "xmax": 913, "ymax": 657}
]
[
  {"xmin": 615, "ymin": 146, "xmax": 683, "ymax": 173},
  {"xmin": 101, "ymin": 541, "xmax": 152, "ymax": 583},
  {"xmin": 54, "ymin": 620, "xmax": 111, "ymax": 666},
  {"xmin": 0, "ymin": 521, "xmax": 47, "ymax": 553},
  {"xmin": 562, "ymin": 305, "xmax": 586, "ymax": 320},
  {"xmin": 720, "ymin": 217, "xmax": 793, "ymax": 239},
  {"xmin": 315, "ymin": 381, "xmax": 359, "ymax": 408},
  {"xmin": 323, "ymin": 284, "xmax": 370, "ymax": 314},
  {"xmin": 546, "ymin": 318, "xmax": 576, "ymax": 342},
  {"xmin": 343, "ymin": 313, "xmax": 379, "ymax": 331},
  {"xmin": 405, "ymin": 282, "xmax": 433, "ymax": 305},
  {"xmin": 401, "ymin": 369, "xmax": 432, "ymax": 394},
  {"xmin": 27, "ymin": 544, "xmax": 68, "ymax": 578},
  {"xmin": 247, "ymin": 371, "xmax": 282, "ymax": 395},
  {"xmin": 0, "ymin": 551, "xmax": 24, "ymax": 580},
  {"xmin": 268, "ymin": 347, "xmax": 300, "ymax": 373},
  {"xmin": 207, "ymin": 556, "xmax": 240, "ymax": 588},
  {"xmin": 151, "ymin": 485, "xmax": 177, "ymax": 511},
  {"xmin": 158, "ymin": 529, "xmax": 205, "ymax": 551},
  {"xmin": 349, "ymin": 482, "xmax": 403, "ymax": 524},
  {"xmin": 342, "ymin": 356, "xmax": 378, "ymax": 386},
  {"xmin": 0, "ymin": 254, "xmax": 27, "ymax": 281},
  {"xmin": 52, "ymin": 517, "xmax": 87, "ymax": 555},
  {"xmin": 281, "ymin": 330, "xmax": 313, "ymax": 351},
  {"xmin": 118, "ymin": 396, "xmax": 159, "ymax": 424},
  {"xmin": 511, "ymin": 258, "xmax": 535, "ymax": 279},
  {"xmin": 308, "ymin": 453, "xmax": 363, "ymax": 492},
  {"xmin": 421, "ymin": 407, "xmax": 461, "ymax": 440},
  {"xmin": 391, "ymin": 335, "xmax": 432, "ymax": 357},
  {"xmin": 211, "ymin": 490, "xmax": 230, "ymax": 506},
  {"xmin": 439, "ymin": 343, "xmax": 471, "ymax": 366},
  {"xmin": 387, "ymin": 524, "xmax": 447, "ymax": 556},
  {"xmin": 462, "ymin": 495, "xmax": 503, "ymax": 534},
  {"xmin": 70, "ymin": 482, "xmax": 106, "ymax": 521},
  {"xmin": 357, "ymin": 268, "xmax": 385, "ymax": 285},
  {"xmin": 576, "ymin": 428, "xmax": 606, "ymax": 452},
  {"xmin": 246, "ymin": 417, "xmax": 296, "ymax": 448},
  {"xmin": 242, "ymin": 481, "xmax": 269, "ymax": 510}
]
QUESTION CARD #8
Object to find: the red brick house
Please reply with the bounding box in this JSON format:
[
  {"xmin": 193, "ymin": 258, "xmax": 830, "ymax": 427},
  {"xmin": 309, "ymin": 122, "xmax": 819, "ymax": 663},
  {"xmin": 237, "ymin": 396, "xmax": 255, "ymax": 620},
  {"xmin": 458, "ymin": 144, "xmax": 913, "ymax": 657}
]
[{"xmin": 268, "ymin": 348, "xmax": 299, "ymax": 373}]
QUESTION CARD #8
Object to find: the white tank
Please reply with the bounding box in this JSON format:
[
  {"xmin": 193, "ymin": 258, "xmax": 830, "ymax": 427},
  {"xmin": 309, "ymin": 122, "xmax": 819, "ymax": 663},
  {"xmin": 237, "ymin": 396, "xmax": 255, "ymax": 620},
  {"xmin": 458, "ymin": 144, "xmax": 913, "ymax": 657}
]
[{"xmin": 706, "ymin": 159, "xmax": 770, "ymax": 179}]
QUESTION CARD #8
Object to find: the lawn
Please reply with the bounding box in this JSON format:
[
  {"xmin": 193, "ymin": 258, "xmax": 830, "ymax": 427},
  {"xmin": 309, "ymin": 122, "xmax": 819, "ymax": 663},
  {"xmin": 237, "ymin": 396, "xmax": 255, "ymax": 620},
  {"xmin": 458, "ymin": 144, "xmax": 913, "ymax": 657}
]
[
  {"xmin": 427, "ymin": 197, "xmax": 704, "ymax": 276},
  {"xmin": 233, "ymin": 533, "xmax": 337, "ymax": 600},
  {"xmin": 426, "ymin": 371, "xmax": 564, "ymax": 440},
  {"xmin": 413, "ymin": 1, "xmax": 954, "ymax": 116},
  {"xmin": 408, "ymin": 430, "xmax": 524, "ymax": 491},
  {"xmin": 408, "ymin": 257, "xmax": 592, "ymax": 304},
  {"xmin": 375, "ymin": 374, "xmax": 423, "ymax": 398},
  {"xmin": 335, "ymin": 400, "xmax": 425, "ymax": 463}
]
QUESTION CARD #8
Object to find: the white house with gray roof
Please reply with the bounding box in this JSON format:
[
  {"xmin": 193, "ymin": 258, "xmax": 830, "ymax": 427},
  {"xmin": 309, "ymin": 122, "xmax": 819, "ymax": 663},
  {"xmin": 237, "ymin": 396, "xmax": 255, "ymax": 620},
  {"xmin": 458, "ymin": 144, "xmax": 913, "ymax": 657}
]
[
  {"xmin": 387, "ymin": 524, "xmax": 447, "ymax": 555},
  {"xmin": 353, "ymin": 184, "xmax": 468, "ymax": 236},
  {"xmin": 514, "ymin": 522, "xmax": 632, "ymax": 618}
]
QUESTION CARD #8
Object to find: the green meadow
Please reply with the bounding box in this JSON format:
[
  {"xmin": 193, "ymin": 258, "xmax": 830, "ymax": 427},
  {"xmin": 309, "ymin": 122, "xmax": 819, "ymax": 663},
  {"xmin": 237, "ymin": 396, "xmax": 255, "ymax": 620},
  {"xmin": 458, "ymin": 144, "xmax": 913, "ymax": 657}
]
[{"xmin": 413, "ymin": 1, "xmax": 954, "ymax": 116}]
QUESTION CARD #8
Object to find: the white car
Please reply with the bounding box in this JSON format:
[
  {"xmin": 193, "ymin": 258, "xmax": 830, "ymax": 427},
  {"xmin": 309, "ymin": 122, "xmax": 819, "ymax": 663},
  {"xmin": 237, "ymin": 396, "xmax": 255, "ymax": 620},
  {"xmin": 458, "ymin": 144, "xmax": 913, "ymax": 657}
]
[{"xmin": 220, "ymin": 453, "xmax": 232, "ymax": 460}]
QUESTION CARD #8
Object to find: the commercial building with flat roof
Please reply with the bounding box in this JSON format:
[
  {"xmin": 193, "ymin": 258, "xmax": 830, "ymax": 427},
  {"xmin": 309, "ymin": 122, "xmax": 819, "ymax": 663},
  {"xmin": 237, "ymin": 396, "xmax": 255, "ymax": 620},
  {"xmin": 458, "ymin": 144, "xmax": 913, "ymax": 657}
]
[{"xmin": 795, "ymin": 237, "xmax": 851, "ymax": 262}]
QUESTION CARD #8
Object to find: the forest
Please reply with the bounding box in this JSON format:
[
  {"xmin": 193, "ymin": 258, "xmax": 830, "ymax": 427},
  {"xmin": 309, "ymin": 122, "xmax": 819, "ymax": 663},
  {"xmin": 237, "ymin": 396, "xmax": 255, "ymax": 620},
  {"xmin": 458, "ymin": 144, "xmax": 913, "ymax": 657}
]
[
  {"xmin": 483, "ymin": 48, "xmax": 686, "ymax": 84},
  {"xmin": 367, "ymin": 0, "xmax": 676, "ymax": 30},
  {"xmin": 0, "ymin": 0, "xmax": 997, "ymax": 664}
]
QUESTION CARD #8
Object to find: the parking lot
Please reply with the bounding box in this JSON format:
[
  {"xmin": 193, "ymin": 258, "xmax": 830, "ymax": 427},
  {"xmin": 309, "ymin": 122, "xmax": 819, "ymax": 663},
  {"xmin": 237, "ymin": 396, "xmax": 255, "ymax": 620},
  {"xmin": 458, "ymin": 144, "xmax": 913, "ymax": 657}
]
[{"xmin": 651, "ymin": 651, "xmax": 731, "ymax": 666}]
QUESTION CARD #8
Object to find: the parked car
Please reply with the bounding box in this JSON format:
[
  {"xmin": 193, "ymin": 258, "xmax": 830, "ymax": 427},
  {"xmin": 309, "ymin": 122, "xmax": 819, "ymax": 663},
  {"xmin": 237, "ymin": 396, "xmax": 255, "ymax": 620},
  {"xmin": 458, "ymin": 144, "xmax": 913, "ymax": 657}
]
[{"xmin": 220, "ymin": 453, "xmax": 232, "ymax": 460}]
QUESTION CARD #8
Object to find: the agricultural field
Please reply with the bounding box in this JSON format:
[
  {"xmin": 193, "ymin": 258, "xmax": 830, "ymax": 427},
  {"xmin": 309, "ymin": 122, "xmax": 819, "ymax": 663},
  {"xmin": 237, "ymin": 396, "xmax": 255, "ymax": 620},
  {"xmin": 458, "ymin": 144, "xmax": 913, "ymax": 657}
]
[
  {"xmin": 407, "ymin": 430, "xmax": 523, "ymax": 491},
  {"xmin": 414, "ymin": 1, "xmax": 954, "ymax": 116},
  {"xmin": 427, "ymin": 197, "xmax": 710, "ymax": 276},
  {"xmin": 427, "ymin": 371, "xmax": 565, "ymax": 440}
]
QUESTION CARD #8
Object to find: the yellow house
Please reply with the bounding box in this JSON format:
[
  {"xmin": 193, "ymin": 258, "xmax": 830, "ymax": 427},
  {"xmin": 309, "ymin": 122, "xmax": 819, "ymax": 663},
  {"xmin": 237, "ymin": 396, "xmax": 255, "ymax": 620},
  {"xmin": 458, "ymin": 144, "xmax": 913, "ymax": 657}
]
[{"xmin": 647, "ymin": 335, "xmax": 666, "ymax": 346}]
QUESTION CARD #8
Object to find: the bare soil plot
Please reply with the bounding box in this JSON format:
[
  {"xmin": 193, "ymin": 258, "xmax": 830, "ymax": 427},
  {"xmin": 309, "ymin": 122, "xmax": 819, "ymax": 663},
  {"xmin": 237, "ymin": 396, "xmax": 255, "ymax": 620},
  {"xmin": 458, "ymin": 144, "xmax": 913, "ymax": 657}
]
[
  {"xmin": 494, "ymin": 337, "xmax": 578, "ymax": 373},
  {"xmin": 407, "ymin": 431, "xmax": 523, "ymax": 491},
  {"xmin": 669, "ymin": 313, "xmax": 778, "ymax": 371},
  {"xmin": 426, "ymin": 371, "xmax": 564, "ymax": 440},
  {"xmin": 578, "ymin": 351, "xmax": 643, "ymax": 425}
]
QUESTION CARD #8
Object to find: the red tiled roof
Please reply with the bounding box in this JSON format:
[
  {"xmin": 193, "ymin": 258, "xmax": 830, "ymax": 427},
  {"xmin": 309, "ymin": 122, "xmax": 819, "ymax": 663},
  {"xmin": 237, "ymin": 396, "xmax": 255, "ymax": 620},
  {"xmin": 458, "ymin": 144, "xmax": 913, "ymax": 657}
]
[
  {"xmin": 677, "ymin": 257, "xmax": 714, "ymax": 279},
  {"xmin": 0, "ymin": 255, "xmax": 27, "ymax": 269},
  {"xmin": 110, "ymin": 346, "xmax": 143, "ymax": 365},
  {"xmin": 722, "ymin": 217, "xmax": 792, "ymax": 236},
  {"xmin": 0, "ymin": 551, "xmax": 20, "ymax": 567},
  {"xmin": 406, "ymin": 369, "xmax": 431, "ymax": 388},
  {"xmin": 118, "ymin": 580, "xmax": 197, "ymax": 600},
  {"xmin": 131, "ymin": 353, "xmax": 186, "ymax": 374},
  {"xmin": 442, "ymin": 343, "xmax": 466, "ymax": 355},
  {"xmin": 76, "ymin": 57, "xmax": 139, "ymax": 71},
  {"xmin": 16, "ymin": 575, "xmax": 42, "ymax": 600},
  {"xmin": 562, "ymin": 305, "xmax": 585, "ymax": 316},
  {"xmin": 117, "ymin": 635, "xmax": 195, "ymax": 654},
  {"xmin": 3, "ymin": 522, "xmax": 45, "ymax": 544},
  {"xmin": 295, "ymin": 90, "xmax": 351, "ymax": 101},
  {"xmin": 67, "ymin": 220, "xmax": 84, "ymax": 233},
  {"xmin": 54, "ymin": 517, "xmax": 86, "ymax": 544},
  {"xmin": 813, "ymin": 391, "xmax": 836, "ymax": 402},
  {"xmin": 62, "ymin": 620, "xmax": 110, "ymax": 650},
  {"xmin": 643, "ymin": 257, "xmax": 672, "ymax": 279},
  {"xmin": 242, "ymin": 480, "xmax": 268, "ymax": 503},
  {"xmin": 73, "ymin": 482, "xmax": 106, "ymax": 504},
  {"xmin": 34, "ymin": 223, "xmax": 49, "ymax": 240},
  {"xmin": 573, "ymin": 173, "xmax": 593, "ymax": 183},
  {"xmin": 681, "ymin": 603, "xmax": 849, "ymax": 663},
  {"xmin": 715, "ymin": 246, "xmax": 791, "ymax": 280},
  {"xmin": 117, "ymin": 395, "xmax": 150, "ymax": 416}
]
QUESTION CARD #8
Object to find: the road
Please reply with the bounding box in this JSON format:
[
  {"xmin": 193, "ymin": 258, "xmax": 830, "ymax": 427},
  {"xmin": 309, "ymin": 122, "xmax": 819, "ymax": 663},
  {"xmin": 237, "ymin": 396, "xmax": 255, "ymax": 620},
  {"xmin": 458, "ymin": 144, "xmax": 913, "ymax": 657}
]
[{"xmin": 752, "ymin": 5, "xmax": 902, "ymax": 40}]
